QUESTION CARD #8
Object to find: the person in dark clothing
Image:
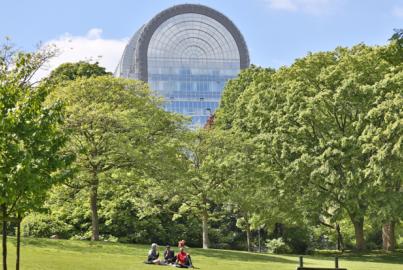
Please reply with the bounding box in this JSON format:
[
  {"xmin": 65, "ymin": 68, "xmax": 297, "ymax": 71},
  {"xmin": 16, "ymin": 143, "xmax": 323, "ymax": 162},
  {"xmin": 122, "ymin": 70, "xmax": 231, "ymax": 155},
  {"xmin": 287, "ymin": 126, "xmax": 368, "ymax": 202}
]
[
  {"xmin": 146, "ymin": 243, "xmax": 161, "ymax": 264},
  {"xmin": 163, "ymin": 244, "xmax": 176, "ymax": 264}
]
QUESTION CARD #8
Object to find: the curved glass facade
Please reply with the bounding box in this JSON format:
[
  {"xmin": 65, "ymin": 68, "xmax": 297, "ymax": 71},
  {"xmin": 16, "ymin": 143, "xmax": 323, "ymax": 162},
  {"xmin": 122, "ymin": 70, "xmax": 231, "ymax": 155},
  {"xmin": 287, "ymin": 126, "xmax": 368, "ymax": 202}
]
[
  {"xmin": 115, "ymin": 4, "xmax": 249, "ymax": 128},
  {"xmin": 147, "ymin": 13, "xmax": 240, "ymax": 127}
]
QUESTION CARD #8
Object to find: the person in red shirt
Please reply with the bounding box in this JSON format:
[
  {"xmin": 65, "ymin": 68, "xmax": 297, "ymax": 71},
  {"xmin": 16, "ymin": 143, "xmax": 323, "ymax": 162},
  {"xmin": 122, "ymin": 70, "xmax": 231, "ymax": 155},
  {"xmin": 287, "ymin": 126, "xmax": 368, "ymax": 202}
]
[{"xmin": 176, "ymin": 247, "xmax": 192, "ymax": 268}]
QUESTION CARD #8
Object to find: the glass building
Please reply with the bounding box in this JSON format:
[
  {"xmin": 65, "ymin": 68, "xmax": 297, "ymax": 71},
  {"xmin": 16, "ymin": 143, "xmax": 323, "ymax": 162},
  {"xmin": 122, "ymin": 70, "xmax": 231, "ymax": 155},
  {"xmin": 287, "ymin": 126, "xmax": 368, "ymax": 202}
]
[{"xmin": 115, "ymin": 4, "xmax": 250, "ymax": 127}]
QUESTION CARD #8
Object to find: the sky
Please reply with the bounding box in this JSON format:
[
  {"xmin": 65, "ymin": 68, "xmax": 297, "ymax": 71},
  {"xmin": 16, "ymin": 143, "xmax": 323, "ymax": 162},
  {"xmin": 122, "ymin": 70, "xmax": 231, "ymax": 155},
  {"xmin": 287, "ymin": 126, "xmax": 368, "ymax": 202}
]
[{"xmin": 1, "ymin": 0, "xmax": 402, "ymax": 77}]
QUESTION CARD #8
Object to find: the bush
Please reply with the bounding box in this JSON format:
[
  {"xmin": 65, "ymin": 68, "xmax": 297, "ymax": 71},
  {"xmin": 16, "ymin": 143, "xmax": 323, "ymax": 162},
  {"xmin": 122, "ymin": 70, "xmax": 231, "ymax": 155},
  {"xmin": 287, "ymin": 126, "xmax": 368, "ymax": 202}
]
[
  {"xmin": 70, "ymin": 231, "xmax": 92, "ymax": 241},
  {"xmin": 21, "ymin": 213, "xmax": 73, "ymax": 239},
  {"xmin": 283, "ymin": 227, "xmax": 311, "ymax": 254},
  {"xmin": 366, "ymin": 227, "xmax": 382, "ymax": 250},
  {"xmin": 266, "ymin": 237, "xmax": 292, "ymax": 254},
  {"xmin": 366, "ymin": 241, "xmax": 380, "ymax": 251},
  {"xmin": 270, "ymin": 225, "xmax": 312, "ymax": 254}
]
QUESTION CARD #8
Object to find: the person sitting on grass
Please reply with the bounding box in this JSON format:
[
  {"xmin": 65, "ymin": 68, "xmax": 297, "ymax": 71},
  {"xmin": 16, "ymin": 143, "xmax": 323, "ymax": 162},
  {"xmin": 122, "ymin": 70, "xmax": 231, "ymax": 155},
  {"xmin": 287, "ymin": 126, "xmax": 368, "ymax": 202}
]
[
  {"xmin": 175, "ymin": 247, "xmax": 193, "ymax": 268},
  {"xmin": 163, "ymin": 244, "xmax": 176, "ymax": 264},
  {"xmin": 178, "ymin": 239, "xmax": 186, "ymax": 248},
  {"xmin": 145, "ymin": 243, "xmax": 161, "ymax": 265}
]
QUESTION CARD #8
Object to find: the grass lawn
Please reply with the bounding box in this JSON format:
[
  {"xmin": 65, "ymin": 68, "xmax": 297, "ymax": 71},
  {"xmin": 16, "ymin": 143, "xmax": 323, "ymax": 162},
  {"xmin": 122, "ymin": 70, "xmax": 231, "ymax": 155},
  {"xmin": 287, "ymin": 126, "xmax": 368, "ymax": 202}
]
[{"xmin": 0, "ymin": 237, "xmax": 402, "ymax": 270}]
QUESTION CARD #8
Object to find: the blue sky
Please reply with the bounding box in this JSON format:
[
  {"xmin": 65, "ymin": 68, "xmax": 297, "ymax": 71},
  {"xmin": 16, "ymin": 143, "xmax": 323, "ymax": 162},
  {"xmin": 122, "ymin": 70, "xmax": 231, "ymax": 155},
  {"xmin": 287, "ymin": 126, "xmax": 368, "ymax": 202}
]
[{"xmin": 1, "ymin": 0, "xmax": 402, "ymax": 75}]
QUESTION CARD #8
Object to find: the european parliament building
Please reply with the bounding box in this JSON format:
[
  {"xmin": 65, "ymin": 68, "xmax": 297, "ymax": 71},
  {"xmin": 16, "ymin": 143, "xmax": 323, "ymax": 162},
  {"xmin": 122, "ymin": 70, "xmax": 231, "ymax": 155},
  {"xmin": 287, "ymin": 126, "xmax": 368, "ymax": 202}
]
[{"xmin": 115, "ymin": 4, "xmax": 250, "ymax": 127}]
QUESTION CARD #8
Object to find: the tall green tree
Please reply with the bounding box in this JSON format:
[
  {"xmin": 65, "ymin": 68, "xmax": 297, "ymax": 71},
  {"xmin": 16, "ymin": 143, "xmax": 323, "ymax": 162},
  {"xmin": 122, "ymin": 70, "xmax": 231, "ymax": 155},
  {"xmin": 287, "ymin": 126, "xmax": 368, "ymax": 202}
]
[
  {"xmin": 361, "ymin": 35, "xmax": 403, "ymax": 251},
  {"xmin": 48, "ymin": 76, "xmax": 184, "ymax": 241},
  {"xmin": 216, "ymin": 135, "xmax": 277, "ymax": 252},
  {"xmin": 215, "ymin": 41, "xmax": 402, "ymax": 250},
  {"xmin": 171, "ymin": 129, "xmax": 238, "ymax": 249},
  {"xmin": 0, "ymin": 42, "xmax": 70, "ymax": 270}
]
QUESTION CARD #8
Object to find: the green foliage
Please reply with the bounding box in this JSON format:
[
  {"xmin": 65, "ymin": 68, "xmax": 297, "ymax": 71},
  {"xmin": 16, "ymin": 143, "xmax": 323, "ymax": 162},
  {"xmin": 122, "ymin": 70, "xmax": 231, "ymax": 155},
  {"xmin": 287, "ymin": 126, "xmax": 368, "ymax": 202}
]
[
  {"xmin": 0, "ymin": 41, "xmax": 71, "ymax": 219},
  {"xmin": 389, "ymin": 29, "xmax": 403, "ymax": 49},
  {"xmin": 167, "ymin": 128, "xmax": 243, "ymax": 248},
  {"xmin": 21, "ymin": 213, "xmax": 72, "ymax": 239},
  {"xmin": 47, "ymin": 75, "xmax": 186, "ymax": 240},
  {"xmin": 215, "ymin": 65, "xmax": 275, "ymax": 130},
  {"xmin": 265, "ymin": 238, "xmax": 292, "ymax": 254},
  {"xmin": 281, "ymin": 227, "xmax": 311, "ymax": 254},
  {"xmin": 47, "ymin": 61, "xmax": 111, "ymax": 84},
  {"xmin": 214, "ymin": 39, "xmax": 403, "ymax": 250},
  {"xmin": 2, "ymin": 33, "xmax": 400, "ymax": 257},
  {"xmin": 0, "ymin": 40, "xmax": 72, "ymax": 270}
]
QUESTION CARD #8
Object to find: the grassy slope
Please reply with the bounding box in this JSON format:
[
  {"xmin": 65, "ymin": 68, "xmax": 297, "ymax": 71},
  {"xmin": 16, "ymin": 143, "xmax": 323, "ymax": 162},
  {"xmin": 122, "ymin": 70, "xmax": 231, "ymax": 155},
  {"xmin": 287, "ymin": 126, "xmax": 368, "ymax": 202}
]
[{"xmin": 0, "ymin": 238, "xmax": 402, "ymax": 270}]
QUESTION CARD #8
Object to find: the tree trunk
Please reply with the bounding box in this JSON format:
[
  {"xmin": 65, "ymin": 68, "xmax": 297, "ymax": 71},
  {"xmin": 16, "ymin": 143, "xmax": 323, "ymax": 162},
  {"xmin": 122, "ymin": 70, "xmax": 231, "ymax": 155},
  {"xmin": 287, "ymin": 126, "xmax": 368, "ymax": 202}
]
[
  {"xmin": 202, "ymin": 209, "xmax": 209, "ymax": 249},
  {"xmin": 382, "ymin": 221, "xmax": 396, "ymax": 251},
  {"xmin": 2, "ymin": 205, "xmax": 7, "ymax": 270},
  {"xmin": 16, "ymin": 216, "xmax": 21, "ymax": 270},
  {"xmin": 274, "ymin": 223, "xmax": 284, "ymax": 238},
  {"xmin": 336, "ymin": 223, "xmax": 344, "ymax": 251},
  {"xmin": 351, "ymin": 216, "xmax": 365, "ymax": 251},
  {"xmin": 90, "ymin": 178, "xmax": 100, "ymax": 241},
  {"xmin": 258, "ymin": 228, "xmax": 261, "ymax": 253},
  {"xmin": 246, "ymin": 224, "xmax": 251, "ymax": 252}
]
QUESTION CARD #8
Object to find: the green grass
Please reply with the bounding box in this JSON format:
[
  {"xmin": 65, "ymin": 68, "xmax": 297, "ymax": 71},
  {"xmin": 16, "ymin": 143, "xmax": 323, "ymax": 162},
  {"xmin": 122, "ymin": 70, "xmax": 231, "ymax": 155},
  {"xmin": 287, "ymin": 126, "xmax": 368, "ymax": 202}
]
[{"xmin": 0, "ymin": 237, "xmax": 402, "ymax": 270}]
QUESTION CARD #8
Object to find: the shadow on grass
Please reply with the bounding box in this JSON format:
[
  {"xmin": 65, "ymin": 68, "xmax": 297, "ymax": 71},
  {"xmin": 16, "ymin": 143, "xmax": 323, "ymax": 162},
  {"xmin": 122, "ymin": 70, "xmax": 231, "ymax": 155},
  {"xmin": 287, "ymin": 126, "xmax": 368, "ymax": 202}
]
[
  {"xmin": 11, "ymin": 237, "xmax": 145, "ymax": 256},
  {"xmin": 194, "ymin": 249, "xmax": 403, "ymax": 266},
  {"xmin": 337, "ymin": 251, "xmax": 403, "ymax": 265},
  {"xmin": 299, "ymin": 251, "xmax": 403, "ymax": 265}
]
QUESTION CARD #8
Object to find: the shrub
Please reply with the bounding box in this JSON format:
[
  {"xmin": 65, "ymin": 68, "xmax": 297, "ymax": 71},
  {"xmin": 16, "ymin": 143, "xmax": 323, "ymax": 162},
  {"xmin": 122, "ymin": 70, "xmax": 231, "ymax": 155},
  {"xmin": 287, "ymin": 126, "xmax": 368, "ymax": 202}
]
[
  {"xmin": 366, "ymin": 226, "xmax": 382, "ymax": 250},
  {"xmin": 21, "ymin": 213, "xmax": 73, "ymax": 239},
  {"xmin": 266, "ymin": 237, "xmax": 292, "ymax": 254},
  {"xmin": 283, "ymin": 227, "xmax": 311, "ymax": 254}
]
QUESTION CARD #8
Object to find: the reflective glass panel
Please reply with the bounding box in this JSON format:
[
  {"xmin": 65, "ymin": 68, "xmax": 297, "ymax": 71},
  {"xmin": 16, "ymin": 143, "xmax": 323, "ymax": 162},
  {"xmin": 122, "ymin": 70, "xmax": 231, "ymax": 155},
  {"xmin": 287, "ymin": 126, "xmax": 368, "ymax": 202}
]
[{"xmin": 148, "ymin": 13, "xmax": 241, "ymax": 128}]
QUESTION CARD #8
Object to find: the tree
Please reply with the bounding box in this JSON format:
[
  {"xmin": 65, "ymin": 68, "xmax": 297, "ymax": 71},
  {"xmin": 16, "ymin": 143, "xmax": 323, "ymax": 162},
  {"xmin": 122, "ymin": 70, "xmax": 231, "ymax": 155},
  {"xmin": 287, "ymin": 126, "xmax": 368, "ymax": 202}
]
[
  {"xmin": 389, "ymin": 29, "xmax": 403, "ymax": 50},
  {"xmin": 215, "ymin": 66, "xmax": 274, "ymax": 130},
  {"xmin": 47, "ymin": 61, "xmax": 111, "ymax": 84},
  {"xmin": 215, "ymin": 41, "xmax": 402, "ymax": 250},
  {"xmin": 219, "ymin": 136, "xmax": 276, "ymax": 252},
  {"xmin": 48, "ymin": 76, "xmax": 184, "ymax": 241},
  {"xmin": 361, "ymin": 37, "xmax": 403, "ymax": 250},
  {"xmin": 171, "ymin": 129, "xmax": 238, "ymax": 249},
  {"xmin": 0, "ymin": 41, "xmax": 70, "ymax": 270}
]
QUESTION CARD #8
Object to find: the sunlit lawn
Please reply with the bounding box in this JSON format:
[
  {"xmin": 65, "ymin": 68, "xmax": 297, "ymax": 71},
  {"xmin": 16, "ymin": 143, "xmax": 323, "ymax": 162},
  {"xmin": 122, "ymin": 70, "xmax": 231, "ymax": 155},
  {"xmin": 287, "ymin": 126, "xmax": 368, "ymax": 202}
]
[{"xmin": 0, "ymin": 238, "xmax": 402, "ymax": 270}]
